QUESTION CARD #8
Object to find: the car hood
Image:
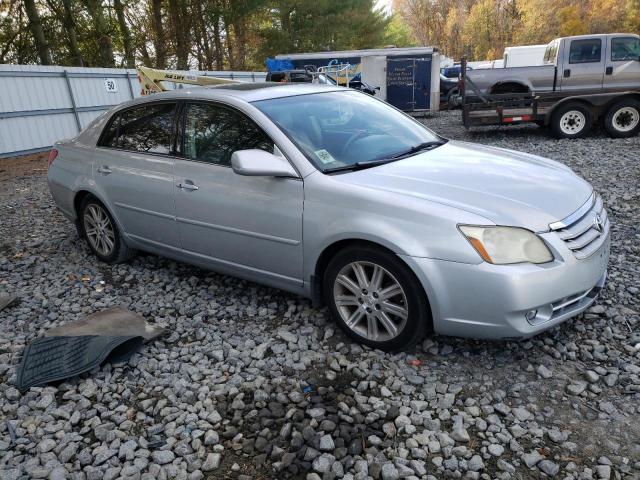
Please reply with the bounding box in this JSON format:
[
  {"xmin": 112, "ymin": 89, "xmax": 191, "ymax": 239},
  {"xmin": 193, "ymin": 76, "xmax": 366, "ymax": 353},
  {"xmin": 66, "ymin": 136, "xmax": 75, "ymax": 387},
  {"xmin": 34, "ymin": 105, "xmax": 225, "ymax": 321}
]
[{"xmin": 334, "ymin": 140, "xmax": 592, "ymax": 232}]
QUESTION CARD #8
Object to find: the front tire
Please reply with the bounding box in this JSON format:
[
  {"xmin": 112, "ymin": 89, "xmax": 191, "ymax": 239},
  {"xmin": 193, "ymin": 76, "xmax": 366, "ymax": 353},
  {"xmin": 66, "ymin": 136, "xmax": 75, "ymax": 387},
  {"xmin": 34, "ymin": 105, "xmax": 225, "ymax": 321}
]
[
  {"xmin": 603, "ymin": 99, "xmax": 640, "ymax": 138},
  {"xmin": 79, "ymin": 195, "xmax": 134, "ymax": 264},
  {"xmin": 323, "ymin": 245, "xmax": 431, "ymax": 351},
  {"xmin": 550, "ymin": 103, "xmax": 592, "ymax": 139}
]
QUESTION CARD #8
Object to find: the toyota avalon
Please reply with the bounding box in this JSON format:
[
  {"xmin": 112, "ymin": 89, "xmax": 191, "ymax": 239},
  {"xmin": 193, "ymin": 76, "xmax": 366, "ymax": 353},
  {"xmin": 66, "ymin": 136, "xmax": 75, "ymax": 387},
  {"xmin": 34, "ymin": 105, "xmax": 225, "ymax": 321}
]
[{"xmin": 47, "ymin": 84, "xmax": 609, "ymax": 350}]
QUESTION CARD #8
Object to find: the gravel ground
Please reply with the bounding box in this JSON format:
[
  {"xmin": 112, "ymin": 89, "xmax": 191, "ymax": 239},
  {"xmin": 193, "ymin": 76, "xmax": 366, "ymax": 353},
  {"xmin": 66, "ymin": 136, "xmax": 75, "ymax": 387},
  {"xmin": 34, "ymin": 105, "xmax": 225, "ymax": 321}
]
[{"xmin": 1, "ymin": 111, "xmax": 639, "ymax": 480}]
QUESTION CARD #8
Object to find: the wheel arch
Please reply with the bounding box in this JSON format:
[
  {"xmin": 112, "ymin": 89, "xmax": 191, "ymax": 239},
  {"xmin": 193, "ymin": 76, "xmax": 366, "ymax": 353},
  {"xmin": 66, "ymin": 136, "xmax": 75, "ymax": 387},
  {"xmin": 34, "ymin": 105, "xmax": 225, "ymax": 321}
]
[
  {"xmin": 311, "ymin": 238, "xmax": 433, "ymax": 319},
  {"xmin": 489, "ymin": 81, "xmax": 531, "ymax": 95},
  {"xmin": 545, "ymin": 98, "xmax": 596, "ymax": 126},
  {"xmin": 72, "ymin": 189, "xmax": 126, "ymax": 239}
]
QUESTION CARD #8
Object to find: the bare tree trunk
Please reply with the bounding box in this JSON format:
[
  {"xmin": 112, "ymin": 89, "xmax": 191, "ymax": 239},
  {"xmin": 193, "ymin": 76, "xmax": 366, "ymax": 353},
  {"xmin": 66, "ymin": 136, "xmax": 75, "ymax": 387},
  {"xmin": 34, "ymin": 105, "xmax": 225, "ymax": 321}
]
[
  {"xmin": 83, "ymin": 0, "xmax": 115, "ymax": 66},
  {"xmin": 232, "ymin": 17, "xmax": 246, "ymax": 70},
  {"xmin": 212, "ymin": 10, "xmax": 223, "ymax": 70},
  {"xmin": 150, "ymin": 0, "xmax": 167, "ymax": 67},
  {"xmin": 23, "ymin": 0, "xmax": 53, "ymax": 64},
  {"xmin": 114, "ymin": 0, "xmax": 135, "ymax": 67},
  {"xmin": 167, "ymin": 0, "xmax": 190, "ymax": 69},
  {"xmin": 60, "ymin": 0, "xmax": 84, "ymax": 66}
]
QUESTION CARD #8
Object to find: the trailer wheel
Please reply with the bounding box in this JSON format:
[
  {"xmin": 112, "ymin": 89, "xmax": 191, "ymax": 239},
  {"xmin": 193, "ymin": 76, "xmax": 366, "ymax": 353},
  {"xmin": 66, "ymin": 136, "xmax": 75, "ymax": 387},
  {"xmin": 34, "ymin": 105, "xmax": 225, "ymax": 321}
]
[
  {"xmin": 604, "ymin": 99, "xmax": 640, "ymax": 138},
  {"xmin": 551, "ymin": 103, "xmax": 592, "ymax": 139}
]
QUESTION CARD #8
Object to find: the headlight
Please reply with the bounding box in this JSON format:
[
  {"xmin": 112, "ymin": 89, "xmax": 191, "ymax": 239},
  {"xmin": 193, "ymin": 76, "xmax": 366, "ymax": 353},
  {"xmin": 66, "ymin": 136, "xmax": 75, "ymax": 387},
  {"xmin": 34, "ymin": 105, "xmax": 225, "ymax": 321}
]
[{"xmin": 458, "ymin": 225, "xmax": 553, "ymax": 265}]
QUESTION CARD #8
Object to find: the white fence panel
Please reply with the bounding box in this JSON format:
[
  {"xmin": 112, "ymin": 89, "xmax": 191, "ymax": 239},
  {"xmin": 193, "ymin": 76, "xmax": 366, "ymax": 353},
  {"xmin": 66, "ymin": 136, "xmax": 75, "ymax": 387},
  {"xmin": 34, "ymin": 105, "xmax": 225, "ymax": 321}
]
[{"xmin": 0, "ymin": 65, "xmax": 265, "ymax": 158}]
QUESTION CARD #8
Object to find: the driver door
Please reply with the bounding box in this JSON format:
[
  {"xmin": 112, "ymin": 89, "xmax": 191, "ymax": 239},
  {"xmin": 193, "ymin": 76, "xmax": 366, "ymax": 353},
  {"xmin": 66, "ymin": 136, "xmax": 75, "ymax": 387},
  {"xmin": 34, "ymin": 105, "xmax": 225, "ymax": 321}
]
[{"xmin": 173, "ymin": 101, "xmax": 304, "ymax": 289}]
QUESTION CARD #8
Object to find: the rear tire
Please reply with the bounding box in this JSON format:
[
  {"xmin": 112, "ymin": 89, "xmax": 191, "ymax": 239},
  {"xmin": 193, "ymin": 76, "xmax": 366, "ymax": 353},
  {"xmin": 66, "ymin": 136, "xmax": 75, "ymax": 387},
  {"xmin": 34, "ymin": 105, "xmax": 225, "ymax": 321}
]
[
  {"xmin": 603, "ymin": 99, "xmax": 640, "ymax": 138},
  {"xmin": 79, "ymin": 195, "xmax": 134, "ymax": 264},
  {"xmin": 323, "ymin": 245, "xmax": 431, "ymax": 351},
  {"xmin": 550, "ymin": 103, "xmax": 592, "ymax": 139}
]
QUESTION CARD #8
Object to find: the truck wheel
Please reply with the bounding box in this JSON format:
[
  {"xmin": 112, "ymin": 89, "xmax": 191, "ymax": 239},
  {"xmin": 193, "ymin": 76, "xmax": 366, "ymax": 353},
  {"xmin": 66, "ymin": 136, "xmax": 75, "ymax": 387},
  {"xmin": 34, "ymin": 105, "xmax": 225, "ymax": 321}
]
[
  {"xmin": 551, "ymin": 103, "xmax": 592, "ymax": 139},
  {"xmin": 603, "ymin": 99, "xmax": 640, "ymax": 138}
]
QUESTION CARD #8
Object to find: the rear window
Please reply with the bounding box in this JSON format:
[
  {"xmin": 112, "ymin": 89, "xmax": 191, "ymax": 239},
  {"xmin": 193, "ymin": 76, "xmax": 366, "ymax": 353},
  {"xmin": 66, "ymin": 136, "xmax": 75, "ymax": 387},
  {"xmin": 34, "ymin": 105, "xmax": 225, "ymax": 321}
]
[
  {"xmin": 569, "ymin": 39, "xmax": 602, "ymax": 64},
  {"xmin": 543, "ymin": 40, "xmax": 559, "ymax": 64},
  {"xmin": 611, "ymin": 37, "xmax": 640, "ymax": 61},
  {"xmin": 100, "ymin": 102, "xmax": 176, "ymax": 154}
]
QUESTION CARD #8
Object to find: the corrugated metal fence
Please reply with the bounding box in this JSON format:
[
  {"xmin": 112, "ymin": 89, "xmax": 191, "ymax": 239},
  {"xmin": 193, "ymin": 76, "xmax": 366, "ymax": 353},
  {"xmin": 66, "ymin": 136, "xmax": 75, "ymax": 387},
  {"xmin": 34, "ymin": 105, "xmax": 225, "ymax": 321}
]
[{"xmin": 0, "ymin": 65, "xmax": 265, "ymax": 158}]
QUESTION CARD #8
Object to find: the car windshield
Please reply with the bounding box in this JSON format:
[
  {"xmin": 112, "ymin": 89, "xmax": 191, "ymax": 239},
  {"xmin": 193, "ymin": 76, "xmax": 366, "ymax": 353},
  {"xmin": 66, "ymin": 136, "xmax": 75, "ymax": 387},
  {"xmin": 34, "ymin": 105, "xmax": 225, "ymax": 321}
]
[{"xmin": 253, "ymin": 90, "xmax": 443, "ymax": 173}]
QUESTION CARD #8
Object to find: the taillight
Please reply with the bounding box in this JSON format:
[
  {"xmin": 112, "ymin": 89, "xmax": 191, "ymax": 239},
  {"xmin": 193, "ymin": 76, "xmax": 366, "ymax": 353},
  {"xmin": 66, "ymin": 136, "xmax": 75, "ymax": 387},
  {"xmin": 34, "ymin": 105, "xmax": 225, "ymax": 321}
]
[{"xmin": 48, "ymin": 148, "xmax": 58, "ymax": 167}]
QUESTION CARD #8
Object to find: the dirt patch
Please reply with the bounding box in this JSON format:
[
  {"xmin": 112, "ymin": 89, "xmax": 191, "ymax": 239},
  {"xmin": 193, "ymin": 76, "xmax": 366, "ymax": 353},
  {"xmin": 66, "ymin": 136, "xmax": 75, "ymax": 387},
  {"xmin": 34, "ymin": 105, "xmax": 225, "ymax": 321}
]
[{"xmin": 0, "ymin": 151, "xmax": 50, "ymax": 183}]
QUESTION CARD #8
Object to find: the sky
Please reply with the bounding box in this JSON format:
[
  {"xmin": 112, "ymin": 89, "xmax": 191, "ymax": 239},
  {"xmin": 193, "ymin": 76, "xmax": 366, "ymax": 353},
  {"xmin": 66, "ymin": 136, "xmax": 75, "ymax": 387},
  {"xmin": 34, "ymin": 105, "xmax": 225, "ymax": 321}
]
[{"xmin": 376, "ymin": 0, "xmax": 394, "ymax": 15}]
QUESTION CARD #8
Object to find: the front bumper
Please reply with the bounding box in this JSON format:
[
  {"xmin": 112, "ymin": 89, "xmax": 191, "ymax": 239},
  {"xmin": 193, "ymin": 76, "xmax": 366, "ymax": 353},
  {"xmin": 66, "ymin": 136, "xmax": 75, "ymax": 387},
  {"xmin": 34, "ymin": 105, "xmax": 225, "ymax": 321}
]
[{"xmin": 401, "ymin": 232, "xmax": 610, "ymax": 339}]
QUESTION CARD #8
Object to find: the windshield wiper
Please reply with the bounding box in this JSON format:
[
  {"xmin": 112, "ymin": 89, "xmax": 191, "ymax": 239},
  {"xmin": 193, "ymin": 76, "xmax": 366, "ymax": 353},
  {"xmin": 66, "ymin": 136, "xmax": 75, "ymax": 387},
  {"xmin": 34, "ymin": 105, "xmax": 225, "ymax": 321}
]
[
  {"xmin": 323, "ymin": 140, "xmax": 447, "ymax": 174},
  {"xmin": 324, "ymin": 158, "xmax": 400, "ymax": 173},
  {"xmin": 390, "ymin": 140, "xmax": 447, "ymax": 159}
]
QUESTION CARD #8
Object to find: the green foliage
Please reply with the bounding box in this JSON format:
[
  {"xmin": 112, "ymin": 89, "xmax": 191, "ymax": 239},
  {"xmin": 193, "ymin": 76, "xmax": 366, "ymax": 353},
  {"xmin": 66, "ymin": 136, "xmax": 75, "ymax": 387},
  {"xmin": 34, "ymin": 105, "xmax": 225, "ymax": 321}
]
[{"xmin": 2, "ymin": 0, "xmax": 392, "ymax": 68}]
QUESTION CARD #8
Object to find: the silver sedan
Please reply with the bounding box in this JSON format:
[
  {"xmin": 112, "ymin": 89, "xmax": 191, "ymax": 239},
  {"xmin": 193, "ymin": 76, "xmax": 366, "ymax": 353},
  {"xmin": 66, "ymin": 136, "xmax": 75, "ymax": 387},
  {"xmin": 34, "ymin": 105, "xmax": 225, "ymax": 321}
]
[{"xmin": 47, "ymin": 84, "xmax": 609, "ymax": 350}]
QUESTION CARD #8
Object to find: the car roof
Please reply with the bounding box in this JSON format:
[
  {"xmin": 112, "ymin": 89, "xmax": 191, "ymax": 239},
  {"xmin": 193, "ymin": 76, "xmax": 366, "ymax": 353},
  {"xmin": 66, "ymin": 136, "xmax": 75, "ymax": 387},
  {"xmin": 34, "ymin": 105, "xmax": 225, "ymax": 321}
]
[{"xmin": 129, "ymin": 83, "xmax": 346, "ymax": 105}]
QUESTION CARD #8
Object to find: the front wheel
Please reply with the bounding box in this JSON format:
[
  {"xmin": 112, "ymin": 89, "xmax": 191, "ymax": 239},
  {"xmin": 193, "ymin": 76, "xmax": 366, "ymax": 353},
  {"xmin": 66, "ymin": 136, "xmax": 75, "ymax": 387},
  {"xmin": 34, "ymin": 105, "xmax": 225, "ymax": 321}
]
[
  {"xmin": 323, "ymin": 245, "xmax": 431, "ymax": 351},
  {"xmin": 603, "ymin": 99, "xmax": 640, "ymax": 138},
  {"xmin": 550, "ymin": 103, "xmax": 593, "ymax": 139}
]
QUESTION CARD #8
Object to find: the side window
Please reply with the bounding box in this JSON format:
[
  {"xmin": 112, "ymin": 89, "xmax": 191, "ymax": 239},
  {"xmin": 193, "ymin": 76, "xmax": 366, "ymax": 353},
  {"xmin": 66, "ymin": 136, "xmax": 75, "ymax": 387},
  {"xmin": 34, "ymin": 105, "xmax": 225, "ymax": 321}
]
[
  {"xmin": 611, "ymin": 37, "xmax": 640, "ymax": 62},
  {"xmin": 101, "ymin": 103, "xmax": 176, "ymax": 154},
  {"xmin": 569, "ymin": 39, "xmax": 602, "ymax": 64},
  {"xmin": 183, "ymin": 103, "xmax": 273, "ymax": 166}
]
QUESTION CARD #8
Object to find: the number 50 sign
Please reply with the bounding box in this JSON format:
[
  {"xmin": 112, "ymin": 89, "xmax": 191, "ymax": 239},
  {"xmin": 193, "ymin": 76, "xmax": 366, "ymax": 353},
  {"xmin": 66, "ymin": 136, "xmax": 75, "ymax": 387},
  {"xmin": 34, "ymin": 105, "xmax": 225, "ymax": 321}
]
[{"xmin": 104, "ymin": 78, "xmax": 118, "ymax": 93}]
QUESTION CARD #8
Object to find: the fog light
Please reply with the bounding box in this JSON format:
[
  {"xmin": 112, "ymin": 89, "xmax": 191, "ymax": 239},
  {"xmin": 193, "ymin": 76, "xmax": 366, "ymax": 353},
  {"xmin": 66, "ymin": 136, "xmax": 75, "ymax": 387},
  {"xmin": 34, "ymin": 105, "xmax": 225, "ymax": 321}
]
[{"xmin": 525, "ymin": 309, "xmax": 538, "ymax": 322}]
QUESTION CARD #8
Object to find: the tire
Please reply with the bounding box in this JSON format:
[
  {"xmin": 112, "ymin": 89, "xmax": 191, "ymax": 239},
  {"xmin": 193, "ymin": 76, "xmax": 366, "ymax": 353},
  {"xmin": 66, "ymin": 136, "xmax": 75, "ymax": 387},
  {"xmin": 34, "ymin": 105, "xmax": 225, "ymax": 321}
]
[
  {"xmin": 79, "ymin": 195, "xmax": 134, "ymax": 264},
  {"xmin": 323, "ymin": 245, "xmax": 431, "ymax": 351},
  {"xmin": 603, "ymin": 99, "xmax": 640, "ymax": 138},
  {"xmin": 550, "ymin": 103, "xmax": 593, "ymax": 139}
]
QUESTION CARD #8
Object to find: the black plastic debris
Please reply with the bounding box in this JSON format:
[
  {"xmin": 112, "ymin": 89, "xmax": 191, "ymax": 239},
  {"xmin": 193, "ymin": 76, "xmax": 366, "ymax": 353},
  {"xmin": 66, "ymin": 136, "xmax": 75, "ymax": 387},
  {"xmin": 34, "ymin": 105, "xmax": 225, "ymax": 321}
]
[{"xmin": 16, "ymin": 335, "xmax": 142, "ymax": 392}]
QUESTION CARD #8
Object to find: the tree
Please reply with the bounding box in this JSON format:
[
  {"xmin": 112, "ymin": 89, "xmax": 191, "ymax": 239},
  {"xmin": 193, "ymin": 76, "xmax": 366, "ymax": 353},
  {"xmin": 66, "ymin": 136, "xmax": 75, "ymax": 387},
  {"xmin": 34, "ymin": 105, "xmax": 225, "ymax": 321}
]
[
  {"xmin": 82, "ymin": 0, "xmax": 115, "ymax": 66},
  {"xmin": 114, "ymin": 0, "xmax": 135, "ymax": 67},
  {"xmin": 23, "ymin": 0, "xmax": 53, "ymax": 64}
]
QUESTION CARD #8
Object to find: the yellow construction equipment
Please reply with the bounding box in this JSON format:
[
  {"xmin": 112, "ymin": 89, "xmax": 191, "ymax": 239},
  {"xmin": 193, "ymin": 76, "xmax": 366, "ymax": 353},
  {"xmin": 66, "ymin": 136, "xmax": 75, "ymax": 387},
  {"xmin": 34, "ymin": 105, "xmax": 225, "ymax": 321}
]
[{"xmin": 137, "ymin": 66, "xmax": 239, "ymax": 95}]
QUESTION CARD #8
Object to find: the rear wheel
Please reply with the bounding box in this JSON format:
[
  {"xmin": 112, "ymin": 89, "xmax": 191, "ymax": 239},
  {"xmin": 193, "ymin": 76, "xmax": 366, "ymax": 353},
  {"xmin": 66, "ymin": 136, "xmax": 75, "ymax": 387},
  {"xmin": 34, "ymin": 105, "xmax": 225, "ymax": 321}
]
[
  {"xmin": 551, "ymin": 103, "xmax": 592, "ymax": 139},
  {"xmin": 603, "ymin": 99, "xmax": 640, "ymax": 138},
  {"xmin": 323, "ymin": 245, "xmax": 431, "ymax": 351},
  {"xmin": 79, "ymin": 195, "xmax": 134, "ymax": 264}
]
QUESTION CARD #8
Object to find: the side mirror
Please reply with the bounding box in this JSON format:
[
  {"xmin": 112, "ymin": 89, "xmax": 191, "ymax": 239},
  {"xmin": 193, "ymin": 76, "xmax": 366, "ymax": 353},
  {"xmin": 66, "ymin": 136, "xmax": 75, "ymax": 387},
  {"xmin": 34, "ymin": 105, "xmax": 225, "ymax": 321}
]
[
  {"xmin": 375, "ymin": 86, "xmax": 381, "ymax": 90},
  {"xmin": 231, "ymin": 149, "xmax": 299, "ymax": 178}
]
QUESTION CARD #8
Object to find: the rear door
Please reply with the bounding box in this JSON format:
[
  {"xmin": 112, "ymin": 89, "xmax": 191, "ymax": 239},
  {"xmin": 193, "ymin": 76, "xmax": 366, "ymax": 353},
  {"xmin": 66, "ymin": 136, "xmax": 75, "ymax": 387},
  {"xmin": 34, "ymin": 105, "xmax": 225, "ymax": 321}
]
[
  {"xmin": 93, "ymin": 101, "xmax": 179, "ymax": 248},
  {"xmin": 172, "ymin": 101, "xmax": 304, "ymax": 289},
  {"xmin": 604, "ymin": 35, "xmax": 640, "ymax": 90},
  {"xmin": 559, "ymin": 37, "xmax": 605, "ymax": 91}
]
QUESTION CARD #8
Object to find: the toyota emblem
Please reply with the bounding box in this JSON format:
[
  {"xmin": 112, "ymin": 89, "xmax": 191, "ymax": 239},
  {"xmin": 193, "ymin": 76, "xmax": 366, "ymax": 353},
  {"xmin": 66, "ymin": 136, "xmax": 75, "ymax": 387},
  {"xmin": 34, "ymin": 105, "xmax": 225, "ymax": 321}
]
[{"xmin": 593, "ymin": 213, "xmax": 603, "ymax": 232}]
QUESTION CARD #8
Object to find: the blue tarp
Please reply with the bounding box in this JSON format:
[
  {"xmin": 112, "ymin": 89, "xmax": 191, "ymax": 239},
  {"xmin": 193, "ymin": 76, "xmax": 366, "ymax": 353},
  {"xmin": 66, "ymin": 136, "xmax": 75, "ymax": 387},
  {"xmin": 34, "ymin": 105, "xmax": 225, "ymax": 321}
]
[{"xmin": 266, "ymin": 58, "xmax": 294, "ymax": 72}]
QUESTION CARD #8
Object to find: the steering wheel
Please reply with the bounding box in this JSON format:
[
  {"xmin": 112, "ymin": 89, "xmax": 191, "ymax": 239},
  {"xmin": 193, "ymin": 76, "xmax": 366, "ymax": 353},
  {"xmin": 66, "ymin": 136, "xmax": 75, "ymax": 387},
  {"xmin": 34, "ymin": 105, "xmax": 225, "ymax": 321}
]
[{"xmin": 341, "ymin": 130, "xmax": 370, "ymax": 154}]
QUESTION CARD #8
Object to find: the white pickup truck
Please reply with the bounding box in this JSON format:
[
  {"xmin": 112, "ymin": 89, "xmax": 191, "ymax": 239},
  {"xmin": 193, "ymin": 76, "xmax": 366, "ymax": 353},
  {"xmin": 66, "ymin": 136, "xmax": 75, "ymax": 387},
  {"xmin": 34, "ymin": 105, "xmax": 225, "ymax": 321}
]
[{"xmin": 463, "ymin": 33, "xmax": 640, "ymax": 138}]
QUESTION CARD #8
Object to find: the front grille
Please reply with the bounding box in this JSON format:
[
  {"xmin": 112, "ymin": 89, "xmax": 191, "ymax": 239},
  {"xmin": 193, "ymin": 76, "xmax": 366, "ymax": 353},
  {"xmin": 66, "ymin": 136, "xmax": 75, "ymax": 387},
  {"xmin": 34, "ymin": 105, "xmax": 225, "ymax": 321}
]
[{"xmin": 549, "ymin": 193, "xmax": 609, "ymax": 260}]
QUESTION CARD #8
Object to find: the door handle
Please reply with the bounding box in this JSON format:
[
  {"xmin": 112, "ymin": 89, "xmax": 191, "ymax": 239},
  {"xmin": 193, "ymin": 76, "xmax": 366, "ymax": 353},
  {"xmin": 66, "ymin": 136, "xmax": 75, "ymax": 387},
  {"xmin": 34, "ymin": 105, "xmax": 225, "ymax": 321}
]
[
  {"xmin": 605, "ymin": 66, "xmax": 613, "ymax": 75},
  {"xmin": 177, "ymin": 182, "xmax": 199, "ymax": 191},
  {"xmin": 563, "ymin": 69, "xmax": 571, "ymax": 78},
  {"xmin": 97, "ymin": 166, "xmax": 112, "ymax": 175}
]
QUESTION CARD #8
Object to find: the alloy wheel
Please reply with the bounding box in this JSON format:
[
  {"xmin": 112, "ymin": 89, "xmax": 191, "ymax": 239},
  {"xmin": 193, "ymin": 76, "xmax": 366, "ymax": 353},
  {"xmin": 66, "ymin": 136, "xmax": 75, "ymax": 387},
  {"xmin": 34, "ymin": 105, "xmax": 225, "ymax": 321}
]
[
  {"xmin": 83, "ymin": 204, "xmax": 116, "ymax": 257},
  {"xmin": 333, "ymin": 261, "xmax": 408, "ymax": 341}
]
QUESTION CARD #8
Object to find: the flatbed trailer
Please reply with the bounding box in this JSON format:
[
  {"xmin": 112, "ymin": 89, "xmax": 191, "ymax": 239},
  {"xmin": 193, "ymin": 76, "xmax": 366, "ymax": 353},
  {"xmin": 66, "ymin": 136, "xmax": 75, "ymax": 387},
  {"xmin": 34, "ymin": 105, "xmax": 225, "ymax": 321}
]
[{"xmin": 459, "ymin": 58, "xmax": 640, "ymax": 139}]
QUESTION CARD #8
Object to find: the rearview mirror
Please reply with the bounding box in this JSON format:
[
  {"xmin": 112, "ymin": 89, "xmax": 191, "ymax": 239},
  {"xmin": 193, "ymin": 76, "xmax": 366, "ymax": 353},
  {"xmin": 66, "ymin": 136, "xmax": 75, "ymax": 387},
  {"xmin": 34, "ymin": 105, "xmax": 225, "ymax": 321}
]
[{"xmin": 231, "ymin": 149, "xmax": 299, "ymax": 178}]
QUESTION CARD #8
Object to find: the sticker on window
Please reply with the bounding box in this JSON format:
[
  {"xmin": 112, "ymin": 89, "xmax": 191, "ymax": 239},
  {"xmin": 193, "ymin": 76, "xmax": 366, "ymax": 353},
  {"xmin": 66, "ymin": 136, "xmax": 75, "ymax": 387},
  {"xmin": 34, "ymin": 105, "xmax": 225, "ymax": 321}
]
[{"xmin": 314, "ymin": 149, "xmax": 336, "ymax": 165}]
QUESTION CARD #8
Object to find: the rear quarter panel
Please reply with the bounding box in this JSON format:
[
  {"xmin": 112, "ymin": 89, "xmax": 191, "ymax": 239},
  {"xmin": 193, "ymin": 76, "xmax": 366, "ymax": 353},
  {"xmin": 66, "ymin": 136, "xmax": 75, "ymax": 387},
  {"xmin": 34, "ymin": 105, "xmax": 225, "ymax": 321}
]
[
  {"xmin": 467, "ymin": 65, "xmax": 556, "ymax": 94},
  {"xmin": 47, "ymin": 140, "xmax": 95, "ymax": 220}
]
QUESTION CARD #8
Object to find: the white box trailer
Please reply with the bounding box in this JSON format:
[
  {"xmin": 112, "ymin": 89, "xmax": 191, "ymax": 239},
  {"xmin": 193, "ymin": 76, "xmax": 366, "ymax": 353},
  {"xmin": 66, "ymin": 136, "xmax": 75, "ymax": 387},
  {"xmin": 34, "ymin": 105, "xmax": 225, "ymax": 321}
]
[
  {"xmin": 503, "ymin": 45, "xmax": 547, "ymax": 67},
  {"xmin": 275, "ymin": 47, "xmax": 441, "ymax": 112}
]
